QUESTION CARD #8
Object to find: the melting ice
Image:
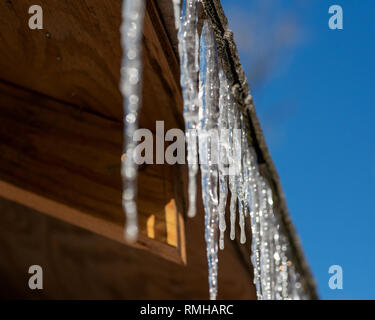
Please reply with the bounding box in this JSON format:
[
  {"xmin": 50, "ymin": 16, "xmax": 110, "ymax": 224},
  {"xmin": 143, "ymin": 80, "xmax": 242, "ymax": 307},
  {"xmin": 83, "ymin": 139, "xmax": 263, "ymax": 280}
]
[
  {"xmin": 120, "ymin": 0, "xmax": 309, "ymax": 300},
  {"xmin": 199, "ymin": 20, "xmax": 220, "ymax": 301},
  {"xmin": 178, "ymin": 0, "xmax": 200, "ymax": 218},
  {"xmin": 120, "ymin": 0, "xmax": 146, "ymax": 242},
  {"xmin": 177, "ymin": 0, "xmax": 308, "ymax": 300}
]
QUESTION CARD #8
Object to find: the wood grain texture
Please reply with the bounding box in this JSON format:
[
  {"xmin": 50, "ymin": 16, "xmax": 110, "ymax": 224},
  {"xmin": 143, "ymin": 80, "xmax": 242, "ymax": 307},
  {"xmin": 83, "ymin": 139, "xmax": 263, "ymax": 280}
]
[
  {"xmin": 0, "ymin": 196, "xmax": 256, "ymax": 299},
  {"xmin": 0, "ymin": 81, "xmax": 185, "ymax": 264},
  {"xmin": 0, "ymin": 0, "xmax": 183, "ymax": 128},
  {"xmin": 0, "ymin": 0, "xmax": 188, "ymax": 264}
]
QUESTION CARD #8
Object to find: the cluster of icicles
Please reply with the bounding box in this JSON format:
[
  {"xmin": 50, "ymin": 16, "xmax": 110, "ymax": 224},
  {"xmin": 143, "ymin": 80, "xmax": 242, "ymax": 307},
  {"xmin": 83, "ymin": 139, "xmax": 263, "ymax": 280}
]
[{"xmin": 120, "ymin": 0, "xmax": 308, "ymax": 300}]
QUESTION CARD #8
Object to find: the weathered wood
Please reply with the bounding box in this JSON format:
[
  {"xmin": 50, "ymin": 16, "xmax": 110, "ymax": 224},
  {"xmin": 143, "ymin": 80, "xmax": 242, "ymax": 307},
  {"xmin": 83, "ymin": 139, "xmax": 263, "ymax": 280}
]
[{"xmin": 0, "ymin": 81, "xmax": 185, "ymax": 264}]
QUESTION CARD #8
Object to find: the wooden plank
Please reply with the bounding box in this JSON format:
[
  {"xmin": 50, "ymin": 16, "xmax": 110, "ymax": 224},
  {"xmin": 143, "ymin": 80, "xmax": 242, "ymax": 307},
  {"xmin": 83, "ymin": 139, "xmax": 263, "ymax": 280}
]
[
  {"xmin": 0, "ymin": 180, "xmax": 181, "ymax": 263},
  {"xmin": 0, "ymin": 195, "xmax": 256, "ymax": 299},
  {"xmin": 0, "ymin": 81, "xmax": 185, "ymax": 264}
]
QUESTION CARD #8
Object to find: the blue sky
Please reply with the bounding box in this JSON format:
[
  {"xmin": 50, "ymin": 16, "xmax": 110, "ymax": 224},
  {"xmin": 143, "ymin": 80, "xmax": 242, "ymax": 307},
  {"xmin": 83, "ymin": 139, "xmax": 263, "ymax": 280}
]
[{"xmin": 221, "ymin": 0, "xmax": 375, "ymax": 299}]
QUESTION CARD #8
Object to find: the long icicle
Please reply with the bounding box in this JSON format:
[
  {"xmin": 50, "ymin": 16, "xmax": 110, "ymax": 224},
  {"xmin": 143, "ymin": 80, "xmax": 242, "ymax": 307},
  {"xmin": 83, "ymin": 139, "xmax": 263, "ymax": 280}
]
[
  {"xmin": 218, "ymin": 69, "xmax": 229, "ymax": 250},
  {"xmin": 178, "ymin": 0, "xmax": 200, "ymax": 218},
  {"xmin": 199, "ymin": 20, "xmax": 220, "ymax": 300},
  {"xmin": 120, "ymin": 0, "xmax": 146, "ymax": 242}
]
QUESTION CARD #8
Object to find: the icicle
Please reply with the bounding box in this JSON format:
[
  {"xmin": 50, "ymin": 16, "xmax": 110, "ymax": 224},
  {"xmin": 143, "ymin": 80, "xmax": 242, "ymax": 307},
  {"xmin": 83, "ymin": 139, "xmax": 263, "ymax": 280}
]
[
  {"xmin": 238, "ymin": 114, "xmax": 247, "ymax": 245},
  {"xmin": 172, "ymin": 0, "xmax": 181, "ymax": 30},
  {"xmin": 227, "ymin": 97, "xmax": 240, "ymax": 241},
  {"xmin": 273, "ymin": 223, "xmax": 284, "ymax": 300},
  {"xmin": 248, "ymin": 148, "xmax": 263, "ymax": 299},
  {"xmin": 120, "ymin": 0, "xmax": 146, "ymax": 242},
  {"xmin": 198, "ymin": 20, "xmax": 220, "ymax": 301},
  {"xmin": 218, "ymin": 69, "xmax": 229, "ymax": 250},
  {"xmin": 259, "ymin": 176, "xmax": 273, "ymax": 299},
  {"xmin": 266, "ymin": 186, "xmax": 276, "ymax": 299},
  {"xmin": 178, "ymin": 0, "xmax": 200, "ymax": 218}
]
